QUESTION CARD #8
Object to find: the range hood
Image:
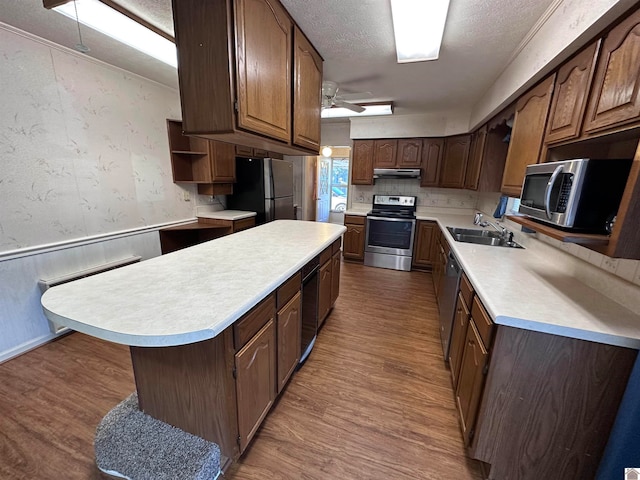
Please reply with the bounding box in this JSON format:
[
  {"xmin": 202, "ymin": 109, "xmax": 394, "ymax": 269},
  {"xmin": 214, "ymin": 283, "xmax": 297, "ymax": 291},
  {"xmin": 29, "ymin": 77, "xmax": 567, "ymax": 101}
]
[{"xmin": 373, "ymin": 168, "xmax": 421, "ymax": 180}]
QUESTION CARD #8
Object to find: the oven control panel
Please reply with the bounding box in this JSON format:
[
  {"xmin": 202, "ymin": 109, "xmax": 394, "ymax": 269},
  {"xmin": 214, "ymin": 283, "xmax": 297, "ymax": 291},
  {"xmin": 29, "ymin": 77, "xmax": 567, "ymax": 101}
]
[{"xmin": 373, "ymin": 195, "xmax": 416, "ymax": 206}]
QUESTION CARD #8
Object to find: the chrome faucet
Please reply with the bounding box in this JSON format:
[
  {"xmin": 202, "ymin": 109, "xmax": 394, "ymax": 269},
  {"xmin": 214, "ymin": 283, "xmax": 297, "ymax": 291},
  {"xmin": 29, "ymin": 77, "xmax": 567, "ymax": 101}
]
[{"xmin": 474, "ymin": 213, "xmax": 509, "ymax": 238}]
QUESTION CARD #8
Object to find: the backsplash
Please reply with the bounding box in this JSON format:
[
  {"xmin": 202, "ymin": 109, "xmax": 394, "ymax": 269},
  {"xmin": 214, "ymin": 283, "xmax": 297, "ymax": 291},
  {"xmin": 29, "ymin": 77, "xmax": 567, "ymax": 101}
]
[
  {"xmin": 0, "ymin": 25, "xmax": 192, "ymax": 254},
  {"xmin": 350, "ymin": 178, "xmax": 479, "ymax": 210}
]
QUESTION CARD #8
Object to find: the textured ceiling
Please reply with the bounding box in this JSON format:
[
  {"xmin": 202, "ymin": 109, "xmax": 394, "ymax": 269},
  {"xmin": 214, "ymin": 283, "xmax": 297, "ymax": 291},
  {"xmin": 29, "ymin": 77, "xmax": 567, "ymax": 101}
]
[{"xmin": 1, "ymin": 0, "xmax": 556, "ymax": 116}]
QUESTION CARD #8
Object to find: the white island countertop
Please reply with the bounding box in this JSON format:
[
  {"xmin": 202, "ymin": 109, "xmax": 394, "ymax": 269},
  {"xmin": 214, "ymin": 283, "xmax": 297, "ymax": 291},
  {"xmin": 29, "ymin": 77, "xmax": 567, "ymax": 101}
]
[{"xmin": 41, "ymin": 221, "xmax": 345, "ymax": 347}]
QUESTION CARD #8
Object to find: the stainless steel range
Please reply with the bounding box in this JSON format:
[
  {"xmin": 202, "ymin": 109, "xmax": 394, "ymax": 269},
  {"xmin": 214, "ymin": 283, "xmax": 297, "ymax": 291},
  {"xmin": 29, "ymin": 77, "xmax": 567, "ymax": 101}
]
[{"xmin": 364, "ymin": 195, "xmax": 417, "ymax": 271}]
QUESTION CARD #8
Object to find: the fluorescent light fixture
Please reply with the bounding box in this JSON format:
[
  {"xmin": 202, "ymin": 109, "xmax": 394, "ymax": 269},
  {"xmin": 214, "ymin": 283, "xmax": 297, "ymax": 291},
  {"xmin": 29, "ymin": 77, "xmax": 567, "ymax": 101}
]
[
  {"xmin": 53, "ymin": 0, "xmax": 177, "ymax": 68},
  {"xmin": 321, "ymin": 104, "xmax": 393, "ymax": 119},
  {"xmin": 390, "ymin": 0, "xmax": 450, "ymax": 63}
]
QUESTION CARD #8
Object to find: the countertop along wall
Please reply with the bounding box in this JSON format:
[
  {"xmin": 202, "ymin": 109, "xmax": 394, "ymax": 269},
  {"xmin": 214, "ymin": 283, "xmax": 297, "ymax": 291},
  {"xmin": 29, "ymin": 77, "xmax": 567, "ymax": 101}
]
[{"xmin": 0, "ymin": 24, "xmax": 196, "ymax": 362}]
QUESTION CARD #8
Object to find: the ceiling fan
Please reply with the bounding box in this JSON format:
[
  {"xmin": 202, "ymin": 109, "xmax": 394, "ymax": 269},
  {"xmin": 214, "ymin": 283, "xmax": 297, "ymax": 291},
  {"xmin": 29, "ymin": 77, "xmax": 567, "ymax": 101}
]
[{"xmin": 321, "ymin": 81, "xmax": 366, "ymax": 113}]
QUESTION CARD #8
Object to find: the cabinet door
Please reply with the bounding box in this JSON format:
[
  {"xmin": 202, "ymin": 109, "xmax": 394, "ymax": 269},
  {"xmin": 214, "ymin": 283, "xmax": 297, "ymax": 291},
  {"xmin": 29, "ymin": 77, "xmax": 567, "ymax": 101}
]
[
  {"xmin": 584, "ymin": 9, "xmax": 640, "ymax": 133},
  {"xmin": 209, "ymin": 140, "xmax": 237, "ymax": 183},
  {"xmin": 412, "ymin": 221, "xmax": 436, "ymax": 268},
  {"xmin": 318, "ymin": 260, "xmax": 332, "ymax": 327},
  {"xmin": 351, "ymin": 140, "xmax": 374, "ymax": 185},
  {"xmin": 546, "ymin": 41, "xmax": 600, "ymax": 143},
  {"xmin": 449, "ymin": 292, "xmax": 470, "ymax": 388},
  {"xmin": 331, "ymin": 251, "xmax": 341, "ymax": 306},
  {"xmin": 464, "ymin": 126, "xmax": 487, "ymax": 190},
  {"xmin": 293, "ymin": 27, "xmax": 322, "ymax": 151},
  {"xmin": 455, "ymin": 320, "xmax": 488, "ymax": 446},
  {"xmin": 343, "ymin": 224, "xmax": 365, "ymax": 260},
  {"xmin": 235, "ymin": 318, "xmax": 276, "ymax": 453},
  {"xmin": 277, "ymin": 291, "xmax": 301, "ymax": 393},
  {"xmin": 421, "ymin": 138, "xmax": 444, "ymax": 187},
  {"xmin": 373, "ymin": 140, "xmax": 398, "ymax": 168},
  {"xmin": 440, "ymin": 135, "xmax": 471, "ymax": 188},
  {"xmin": 235, "ymin": 0, "xmax": 292, "ymax": 142},
  {"xmin": 397, "ymin": 139, "xmax": 423, "ymax": 167},
  {"xmin": 501, "ymin": 74, "xmax": 555, "ymax": 197}
]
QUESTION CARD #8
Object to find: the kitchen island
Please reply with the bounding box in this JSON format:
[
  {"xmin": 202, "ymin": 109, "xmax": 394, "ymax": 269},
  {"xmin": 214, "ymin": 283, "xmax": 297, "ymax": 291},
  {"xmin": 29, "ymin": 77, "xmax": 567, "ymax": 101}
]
[{"xmin": 41, "ymin": 220, "xmax": 346, "ymax": 467}]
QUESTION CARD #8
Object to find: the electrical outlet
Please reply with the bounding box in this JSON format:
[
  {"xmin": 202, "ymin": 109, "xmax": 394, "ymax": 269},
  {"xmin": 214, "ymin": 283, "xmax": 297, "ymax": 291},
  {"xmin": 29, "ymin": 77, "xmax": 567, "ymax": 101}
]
[{"xmin": 183, "ymin": 190, "xmax": 191, "ymax": 202}]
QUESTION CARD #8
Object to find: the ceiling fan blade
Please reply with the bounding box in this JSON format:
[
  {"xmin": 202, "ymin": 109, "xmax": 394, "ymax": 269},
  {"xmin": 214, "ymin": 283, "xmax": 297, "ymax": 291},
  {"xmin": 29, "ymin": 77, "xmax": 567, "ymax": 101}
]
[{"xmin": 334, "ymin": 100, "xmax": 365, "ymax": 113}]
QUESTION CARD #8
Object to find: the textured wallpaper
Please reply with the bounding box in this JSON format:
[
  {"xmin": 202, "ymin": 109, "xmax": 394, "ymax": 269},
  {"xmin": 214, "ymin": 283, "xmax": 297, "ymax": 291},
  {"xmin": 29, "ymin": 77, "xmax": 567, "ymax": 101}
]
[{"xmin": 0, "ymin": 26, "xmax": 192, "ymax": 253}]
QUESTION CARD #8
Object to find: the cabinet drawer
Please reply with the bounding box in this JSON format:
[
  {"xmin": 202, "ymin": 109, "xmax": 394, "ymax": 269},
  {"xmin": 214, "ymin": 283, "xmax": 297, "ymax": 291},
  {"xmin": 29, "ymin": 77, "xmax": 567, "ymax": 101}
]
[
  {"xmin": 332, "ymin": 238, "xmax": 341, "ymax": 254},
  {"xmin": 460, "ymin": 273, "xmax": 474, "ymax": 308},
  {"xmin": 277, "ymin": 272, "xmax": 301, "ymax": 310},
  {"xmin": 344, "ymin": 215, "xmax": 365, "ymax": 225},
  {"xmin": 320, "ymin": 245, "xmax": 332, "ymax": 265},
  {"xmin": 234, "ymin": 294, "xmax": 276, "ymax": 350},
  {"xmin": 471, "ymin": 295, "xmax": 493, "ymax": 348}
]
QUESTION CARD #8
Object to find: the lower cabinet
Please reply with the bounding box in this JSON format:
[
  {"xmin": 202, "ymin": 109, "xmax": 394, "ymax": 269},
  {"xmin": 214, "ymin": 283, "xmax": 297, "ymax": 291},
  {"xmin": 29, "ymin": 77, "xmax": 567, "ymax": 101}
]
[
  {"xmin": 412, "ymin": 220, "xmax": 437, "ymax": 269},
  {"xmin": 343, "ymin": 215, "xmax": 365, "ymax": 261},
  {"xmin": 318, "ymin": 251, "xmax": 333, "ymax": 327},
  {"xmin": 331, "ymin": 250, "xmax": 340, "ymax": 306},
  {"xmin": 448, "ymin": 292, "xmax": 470, "ymax": 386},
  {"xmin": 277, "ymin": 291, "xmax": 301, "ymax": 394},
  {"xmin": 235, "ymin": 314, "xmax": 276, "ymax": 453}
]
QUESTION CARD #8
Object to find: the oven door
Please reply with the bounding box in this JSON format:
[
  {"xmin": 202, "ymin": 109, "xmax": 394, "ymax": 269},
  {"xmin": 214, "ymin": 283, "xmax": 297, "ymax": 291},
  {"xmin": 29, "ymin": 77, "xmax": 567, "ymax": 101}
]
[{"xmin": 365, "ymin": 216, "xmax": 416, "ymax": 256}]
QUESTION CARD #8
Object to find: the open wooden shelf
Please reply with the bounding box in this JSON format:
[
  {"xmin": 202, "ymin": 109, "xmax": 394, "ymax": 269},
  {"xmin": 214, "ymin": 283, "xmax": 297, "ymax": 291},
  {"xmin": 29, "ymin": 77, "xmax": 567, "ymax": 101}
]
[{"xmin": 506, "ymin": 215, "xmax": 610, "ymax": 246}]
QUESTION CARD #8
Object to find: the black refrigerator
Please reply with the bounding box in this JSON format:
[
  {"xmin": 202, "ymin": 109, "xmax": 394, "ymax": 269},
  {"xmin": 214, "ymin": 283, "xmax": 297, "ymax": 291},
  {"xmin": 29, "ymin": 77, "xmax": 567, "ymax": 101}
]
[{"xmin": 227, "ymin": 157, "xmax": 295, "ymax": 225}]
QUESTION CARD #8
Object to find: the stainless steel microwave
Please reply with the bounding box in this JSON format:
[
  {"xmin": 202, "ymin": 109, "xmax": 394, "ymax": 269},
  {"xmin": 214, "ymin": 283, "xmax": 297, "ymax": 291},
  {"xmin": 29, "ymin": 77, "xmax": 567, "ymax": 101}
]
[{"xmin": 518, "ymin": 158, "xmax": 632, "ymax": 232}]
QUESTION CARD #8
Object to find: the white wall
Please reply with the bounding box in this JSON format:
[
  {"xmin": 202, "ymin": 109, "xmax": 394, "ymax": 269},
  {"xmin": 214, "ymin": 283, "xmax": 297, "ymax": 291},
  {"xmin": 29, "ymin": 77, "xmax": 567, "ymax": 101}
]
[
  {"xmin": 0, "ymin": 25, "xmax": 194, "ymax": 362},
  {"xmin": 350, "ymin": 109, "xmax": 472, "ymax": 139},
  {"xmin": 320, "ymin": 122, "xmax": 351, "ymax": 147}
]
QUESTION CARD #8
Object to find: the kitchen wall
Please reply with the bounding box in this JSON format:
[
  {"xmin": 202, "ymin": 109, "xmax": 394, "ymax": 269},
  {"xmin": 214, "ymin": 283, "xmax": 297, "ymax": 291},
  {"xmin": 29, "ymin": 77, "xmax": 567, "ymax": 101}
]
[{"xmin": 0, "ymin": 24, "xmax": 195, "ymax": 362}]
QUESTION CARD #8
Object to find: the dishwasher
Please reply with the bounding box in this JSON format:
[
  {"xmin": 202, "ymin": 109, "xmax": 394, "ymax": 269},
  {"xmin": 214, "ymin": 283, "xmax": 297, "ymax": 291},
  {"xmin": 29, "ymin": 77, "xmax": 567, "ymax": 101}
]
[{"xmin": 439, "ymin": 250, "xmax": 462, "ymax": 359}]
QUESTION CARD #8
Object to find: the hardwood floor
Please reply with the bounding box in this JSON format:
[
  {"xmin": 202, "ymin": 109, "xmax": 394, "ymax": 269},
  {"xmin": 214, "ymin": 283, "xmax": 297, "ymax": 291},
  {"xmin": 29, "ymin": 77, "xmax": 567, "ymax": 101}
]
[{"xmin": 0, "ymin": 261, "xmax": 482, "ymax": 479}]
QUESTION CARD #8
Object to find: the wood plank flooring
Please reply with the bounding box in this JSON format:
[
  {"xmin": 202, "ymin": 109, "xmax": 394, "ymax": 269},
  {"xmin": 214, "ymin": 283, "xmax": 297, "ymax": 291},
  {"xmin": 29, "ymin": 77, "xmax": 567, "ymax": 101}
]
[{"xmin": 0, "ymin": 260, "xmax": 482, "ymax": 479}]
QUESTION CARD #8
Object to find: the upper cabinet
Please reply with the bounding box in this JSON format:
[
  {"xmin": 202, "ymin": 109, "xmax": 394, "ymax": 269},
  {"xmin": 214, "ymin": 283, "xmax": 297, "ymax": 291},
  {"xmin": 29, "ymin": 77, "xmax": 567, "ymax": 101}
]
[
  {"xmin": 171, "ymin": 0, "xmax": 323, "ymax": 156},
  {"xmin": 167, "ymin": 119, "xmax": 235, "ymax": 195},
  {"xmin": 501, "ymin": 74, "xmax": 555, "ymax": 197},
  {"xmin": 293, "ymin": 27, "xmax": 323, "ymax": 151},
  {"xmin": 583, "ymin": 8, "xmax": 640, "ymax": 134},
  {"xmin": 373, "ymin": 140, "xmax": 398, "ymax": 168},
  {"xmin": 351, "ymin": 140, "xmax": 375, "ymax": 185},
  {"xmin": 545, "ymin": 41, "xmax": 600, "ymax": 144},
  {"xmin": 440, "ymin": 135, "xmax": 471, "ymax": 188},
  {"xmin": 421, "ymin": 138, "xmax": 444, "ymax": 187},
  {"xmin": 397, "ymin": 139, "xmax": 423, "ymax": 167},
  {"xmin": 464, "ymin": 126, "xmax": 487, "ymax": 190}
]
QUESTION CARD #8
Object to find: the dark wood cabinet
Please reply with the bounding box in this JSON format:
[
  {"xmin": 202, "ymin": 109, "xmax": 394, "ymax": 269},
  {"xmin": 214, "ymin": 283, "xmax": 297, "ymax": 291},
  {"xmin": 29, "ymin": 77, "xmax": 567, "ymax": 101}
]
[
  {"xmin": 167, "ymin": 119, "xmax": 235, "ymax": 195},
  {"xmin": 235, "ymin": 317, "xmax": 276, "ymax": 453},
  {"xmin": 501, "ymin": 74, "xmax": 555, "ymax": 196},
  {"xmin": 235, "ymin": 0, "xmax": 291, "ymax": 142},
  {"xmin": 171, "ymin": 0, "xmax": 321, "ymax": 156},
  {"xmin": 464, "ymin": 126, "xmax": 487, "ymax": 190},
  {"xmin": 331, "ymin": 251, "xmax": 341, "ymax": 306},
  {"xmin": 373, "ymin": 140, "xmax": 398, "ymax": 168},
  {"xmin": 293, "ymin": 27, "xmax": 322, "ymax": 152},
  {"xmin": 440, "ymin": 135, "xmax": 471, "ymax": 188},
  {"xmin": 411, "ymin": 220, "xmax": 437, "ymax": 269},
  {"xmin": 397, "ymin": 139, "xmax": 423, "ymax": 167},
  {"xmin": 276, "ymin": 291, "xmax": 301, "ymax": 393},
  {"xmin": 343, "ymin": 215, "xmax": 366, "ymax": 261},
  {"xmin": 584, "ymin": 8, "xmax": 640, "ymax": 134},
  {"xmin": 318, "ymin": 258, "xmax": 332, "ymax": 327},
  {"xmin": 433, "ymin": 230, "xmax": 449, "ymax": 301},
  {"xmin": 455, "ymin": 319, "xmax": 489, "ymax": 446},
  {"xmin": 421, "ymin": 138, "xmax": 444, "ymax": 187},
  {"xmin": 546, "ymin": 41, "xmax": 600, "ymax": 144},
  {"xmin": 449, "ymin": 292, "xmax": 471, "ymax": 387},
  {"xmin": 351, "ymin": 140, "xmax": 374, "ymax": 185}
]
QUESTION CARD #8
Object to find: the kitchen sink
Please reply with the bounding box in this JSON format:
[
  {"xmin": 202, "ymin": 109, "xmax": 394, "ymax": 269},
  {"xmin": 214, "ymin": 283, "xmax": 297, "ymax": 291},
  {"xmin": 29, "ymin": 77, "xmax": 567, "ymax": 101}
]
[{"xmin": 446, "ymin": 227, "xmax": 524, "ymax": 249}]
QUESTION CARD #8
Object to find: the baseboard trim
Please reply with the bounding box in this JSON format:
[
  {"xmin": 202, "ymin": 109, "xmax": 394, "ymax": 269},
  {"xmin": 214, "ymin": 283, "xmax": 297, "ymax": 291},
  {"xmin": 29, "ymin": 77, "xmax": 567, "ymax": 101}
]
[{"xmin": 0, "ymin": 330, "xmax": 71, "ymax": 364}]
